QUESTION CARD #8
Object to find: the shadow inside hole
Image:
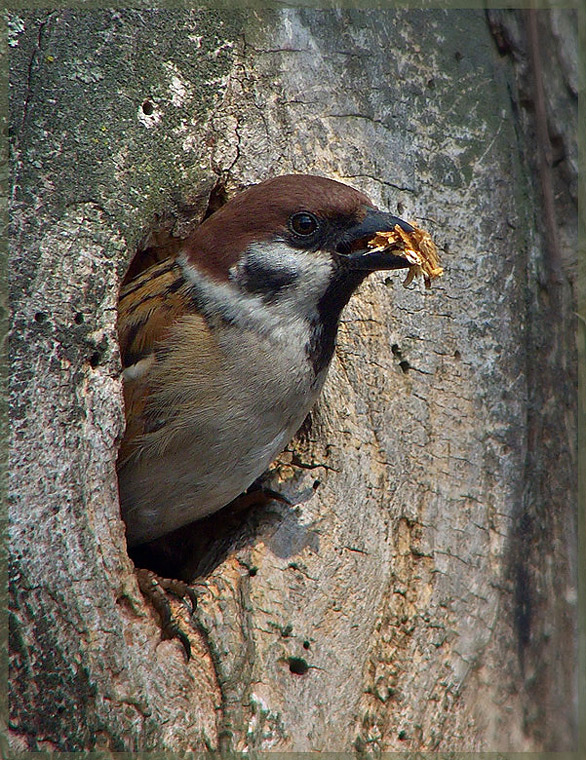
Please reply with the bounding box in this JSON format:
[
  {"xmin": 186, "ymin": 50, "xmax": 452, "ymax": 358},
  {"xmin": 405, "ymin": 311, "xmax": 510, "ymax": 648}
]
[{"xmin": 127, "ymin": 478, "xmax": 309, "ymax": 582}]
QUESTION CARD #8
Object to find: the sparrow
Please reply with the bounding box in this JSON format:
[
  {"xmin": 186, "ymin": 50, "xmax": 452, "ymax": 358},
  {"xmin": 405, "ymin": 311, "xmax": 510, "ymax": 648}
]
[{"xmin": 117, "ymin": 174, "xmax": 418, "ymax": 548}]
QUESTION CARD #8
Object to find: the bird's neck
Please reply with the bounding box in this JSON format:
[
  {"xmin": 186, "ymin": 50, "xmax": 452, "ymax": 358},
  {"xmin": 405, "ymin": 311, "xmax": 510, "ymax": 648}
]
[{"xmin": 178, "ymin": 251, "xmax": 366, "ymax": 377}]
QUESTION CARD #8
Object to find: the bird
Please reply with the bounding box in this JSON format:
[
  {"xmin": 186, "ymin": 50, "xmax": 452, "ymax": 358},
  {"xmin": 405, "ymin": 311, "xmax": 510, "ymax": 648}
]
[{"xmin": 117, "ymin": 174, "xmax": 418, "ymax": 549}]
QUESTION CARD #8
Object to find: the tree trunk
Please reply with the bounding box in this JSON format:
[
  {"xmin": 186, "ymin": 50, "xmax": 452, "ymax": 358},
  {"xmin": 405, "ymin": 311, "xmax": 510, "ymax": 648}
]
[{"xmin": 8, "ymin": 8, "xmax": 578, "ymax": 752}]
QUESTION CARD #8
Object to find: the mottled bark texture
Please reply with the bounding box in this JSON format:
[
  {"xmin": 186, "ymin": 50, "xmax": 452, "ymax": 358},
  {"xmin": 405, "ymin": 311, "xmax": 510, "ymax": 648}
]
[{"xmin": 8, "ymin": 8, "xmax": 578, "ymax": 753}]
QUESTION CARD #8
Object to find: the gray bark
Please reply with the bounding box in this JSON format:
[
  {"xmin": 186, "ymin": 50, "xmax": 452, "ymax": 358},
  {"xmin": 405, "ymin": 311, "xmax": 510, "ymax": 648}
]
[{"xmin": 8, "ymin": 8, "xmax": 578, "ymax": 752}]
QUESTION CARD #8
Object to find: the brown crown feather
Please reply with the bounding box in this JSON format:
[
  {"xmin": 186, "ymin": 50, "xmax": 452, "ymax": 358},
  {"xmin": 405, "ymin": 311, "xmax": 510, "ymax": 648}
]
[{"xmin": 182, "ymin": 174, "xmax": 376, "ymax": 281}]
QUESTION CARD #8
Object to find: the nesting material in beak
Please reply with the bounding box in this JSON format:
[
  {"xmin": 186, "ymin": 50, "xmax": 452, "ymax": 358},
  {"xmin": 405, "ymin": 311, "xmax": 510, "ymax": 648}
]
[{"xmin": 367, "ymin": 223, "xmax": 444, "ymax": 288}]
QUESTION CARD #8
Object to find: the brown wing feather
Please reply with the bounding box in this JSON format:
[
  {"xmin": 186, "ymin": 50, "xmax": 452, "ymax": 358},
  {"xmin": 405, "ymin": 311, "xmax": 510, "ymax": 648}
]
[
  {"xmin": 118, "ymin": 257, "xmax": 191, "ymax": 368},
  {"xmin": 117, "ymin": 257, "xmax": 196, "ymax": 465}
]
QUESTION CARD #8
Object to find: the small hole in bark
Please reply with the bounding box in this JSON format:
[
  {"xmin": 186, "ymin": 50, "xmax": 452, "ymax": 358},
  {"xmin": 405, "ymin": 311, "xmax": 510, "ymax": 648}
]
[
  {"xmin": 391, "ymin": 343, "xmax": 401, "ymax": 357},
  {"xmin": 312, "ymin": 479, "xmax": 320, "ymax": 490},
  {"xmin": 74, "ymin": 312, "xmax": 84, "ymax": 325},
  {"xmin": 398, "ymin": 730, "xmax": 407, "ymax": 740},
  {"xmin": 248, "ymin": 566, "xmax": 258, "ymax": 577},
  {"xmin": 399, "ymin": 360, "xmax": 410, "ymax": 373},
  {"xmin": 397, "ymin": 201, "xmax": 405, "ymax": 215},
  {"xmin": 454, "ymin": 51, "xmax": 463, "ymax": 61},
  {"xmin": 454, "ymin": 350, "xmax": 461, "ymax": 360},
  {"xmin": 288, "ymin": 657, "xmax": 309, "ymax": 675},
  {"xmin": 34, "ymin": 312, "xmax": 47, "ymax": 323},
  {"xmin": 142, "ymin": 100, "xmax": 154, "ymax": 115},
  {"xmin": 549, "ymin": 133, "xmax": 566, "ymax": 166},
  {"xmin": 303, "ymin": 640, "xmax": 311, "ymax": 650},
  {"xmin": 89, "ymin": 351, "xmax": 101, "ymax": 368},
  {"xmin": 427, "ymin": 78, "xmax": 435, "ymax": 89}
]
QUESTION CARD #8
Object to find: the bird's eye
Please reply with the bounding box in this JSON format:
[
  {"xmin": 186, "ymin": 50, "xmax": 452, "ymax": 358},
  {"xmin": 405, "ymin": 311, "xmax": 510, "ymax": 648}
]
[{"xmin": 289, "ymin": 212, "xmax": 319, "ymax": 237}]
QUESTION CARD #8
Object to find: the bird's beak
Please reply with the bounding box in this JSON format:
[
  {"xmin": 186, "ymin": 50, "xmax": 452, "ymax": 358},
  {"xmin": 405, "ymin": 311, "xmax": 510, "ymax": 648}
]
[{"xmin": 338, "ymin": 208, "xmax": 415, "ymax": 271}]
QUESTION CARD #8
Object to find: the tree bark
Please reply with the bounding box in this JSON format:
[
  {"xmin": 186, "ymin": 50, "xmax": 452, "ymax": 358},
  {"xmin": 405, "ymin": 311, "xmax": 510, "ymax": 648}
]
[{"xmin": 8, "ymin": 8, "xmax": 578, "ymax": 752}]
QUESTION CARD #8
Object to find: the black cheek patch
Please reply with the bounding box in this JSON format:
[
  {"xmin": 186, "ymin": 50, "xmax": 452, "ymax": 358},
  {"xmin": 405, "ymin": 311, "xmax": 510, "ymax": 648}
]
[{"xmin": 238, "ymin": 259, "xmax": 299, "ymax": 298}]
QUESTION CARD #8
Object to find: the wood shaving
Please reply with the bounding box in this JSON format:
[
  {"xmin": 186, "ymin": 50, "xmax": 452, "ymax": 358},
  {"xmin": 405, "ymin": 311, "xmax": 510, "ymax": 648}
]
[{"xmin": 368, "ymin": 224, "xmax": 443, "ymax": 288}]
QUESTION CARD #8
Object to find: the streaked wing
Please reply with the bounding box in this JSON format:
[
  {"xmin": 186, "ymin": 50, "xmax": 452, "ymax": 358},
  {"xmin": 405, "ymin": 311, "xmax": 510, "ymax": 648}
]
[
  {"xmin": 118, "ymin": 257, "xmax": 190, "ymax": 368},
  {"xmin": 118, "ymin": 257, "xmax": 194, "ymax": 465}
]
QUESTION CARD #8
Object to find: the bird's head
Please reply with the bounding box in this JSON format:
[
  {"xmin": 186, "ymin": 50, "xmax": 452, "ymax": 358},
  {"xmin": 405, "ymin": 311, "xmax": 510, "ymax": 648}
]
[
  {"xmin": 186, "ymin": 173, "xmax": 413, "ymax": 282},
  {"xmin": 183, "ymin": 174, "xmax": 414, "ymax": 323}
]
